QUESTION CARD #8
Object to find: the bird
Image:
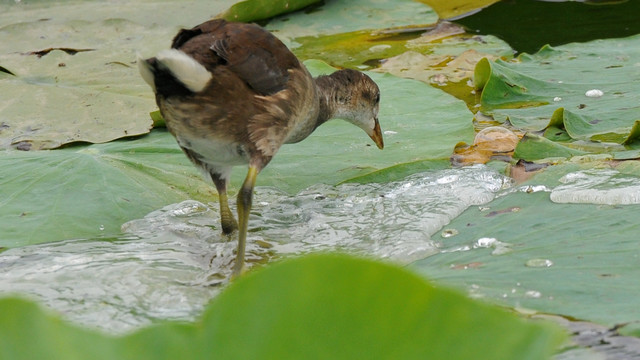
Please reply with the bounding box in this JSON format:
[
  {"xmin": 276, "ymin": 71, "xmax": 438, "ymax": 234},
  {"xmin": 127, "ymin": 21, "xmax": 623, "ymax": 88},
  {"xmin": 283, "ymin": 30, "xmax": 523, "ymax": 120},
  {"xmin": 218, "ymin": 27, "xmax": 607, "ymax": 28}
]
[{"xmin": 138, "ymin": 19, "xmax": 384, "ymax": 277}]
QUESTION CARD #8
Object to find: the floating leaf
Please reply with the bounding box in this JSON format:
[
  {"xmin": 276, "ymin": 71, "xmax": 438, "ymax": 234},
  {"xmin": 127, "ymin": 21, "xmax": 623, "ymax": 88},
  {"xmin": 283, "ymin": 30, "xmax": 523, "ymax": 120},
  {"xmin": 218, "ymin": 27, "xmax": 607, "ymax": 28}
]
[
  {"xmin": 411, "ymin": 161, "xmax": 640, "ymax": 327},
  {"xmin": 0, "ymin": 130, "xmax": 213, "ymax": 247},
  {"xmin": 474, "ymin": 35, "xmax": 640, "ymax": 153},
  {"xmin": 265, "ymin": 0, "xmax": 436, "ymax": 45},
  {"xmin": 216, "ymin": 0, "xmax": 321, "ymax": 23},
  {"xmin": 0, "ymin": 1, "xmax": 237, "ymax": 149},
  {"xmin": 416, "ymin": 0, "xmax": 500, "ymax": 20},
  {"xmin": 513, "ymin": 133, "xmax": 587, "ymax": 161}
]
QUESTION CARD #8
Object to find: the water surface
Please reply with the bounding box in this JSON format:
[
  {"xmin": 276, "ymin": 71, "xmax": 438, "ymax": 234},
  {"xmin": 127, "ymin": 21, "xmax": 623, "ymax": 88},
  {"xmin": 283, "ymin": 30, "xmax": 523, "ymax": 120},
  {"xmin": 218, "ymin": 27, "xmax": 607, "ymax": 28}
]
[{"xmin": 0, "ymin": 165, "xmax": 509, "ymax": 333}]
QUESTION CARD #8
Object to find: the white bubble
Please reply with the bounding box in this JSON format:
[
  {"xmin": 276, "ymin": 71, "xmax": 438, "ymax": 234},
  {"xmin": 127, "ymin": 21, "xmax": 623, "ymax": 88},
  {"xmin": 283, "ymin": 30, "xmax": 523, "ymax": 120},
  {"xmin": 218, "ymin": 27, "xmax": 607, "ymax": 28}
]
[{"xmin": 585, "ymin": 89, "xmax": 604, "ymax": 97}]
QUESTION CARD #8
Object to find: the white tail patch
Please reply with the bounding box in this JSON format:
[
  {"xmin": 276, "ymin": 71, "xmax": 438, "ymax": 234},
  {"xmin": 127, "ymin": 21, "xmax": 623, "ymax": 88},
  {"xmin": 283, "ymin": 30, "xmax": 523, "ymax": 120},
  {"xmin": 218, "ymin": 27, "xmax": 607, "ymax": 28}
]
[
  {"xmin": 156, "ymin": 49, "xmax": 212, "ymax": 93},
  {"xmin": 137, "ymin": 52, "xmax": 156, "ymax": 92}
]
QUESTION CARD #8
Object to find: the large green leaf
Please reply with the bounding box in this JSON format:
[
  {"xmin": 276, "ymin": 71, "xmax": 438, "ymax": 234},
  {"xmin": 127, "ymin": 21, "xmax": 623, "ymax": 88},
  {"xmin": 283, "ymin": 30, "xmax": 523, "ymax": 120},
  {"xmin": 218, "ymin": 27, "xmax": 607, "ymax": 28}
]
[
  {"xmin": 513, "ymin": 133, "xmax": 587, "ymax": 161},
  {"xmin": 411, "ymin": 161, "xmax": 640, "ymax": 327},
  {"xmin": 0, "ymin": 130, "xmax": 213, "ymax": 247},
  {"xmin": 0, "ymin": 254, "xmax": 565, "ymax": 360},
  {"xmin": 0, "ymin": 297, "xmax": 116, "ymax": 360},
  {"xmin": 474, "ymin": 35, "xmax": 640, "ymax": 154},
  {"xmin": 0, "ymin": 0, "xmax": 236, "ymax": 149}
]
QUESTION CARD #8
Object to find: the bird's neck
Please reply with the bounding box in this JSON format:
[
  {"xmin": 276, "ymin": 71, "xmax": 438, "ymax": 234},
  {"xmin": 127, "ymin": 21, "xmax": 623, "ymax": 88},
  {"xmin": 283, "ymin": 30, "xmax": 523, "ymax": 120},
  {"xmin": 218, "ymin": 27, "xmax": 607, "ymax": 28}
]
[
  {"xmin": 316, "ymin": 91, "xmax": 334, "ymax": 128},
  {"xmin": 314, "ymin": 74, "xmax": 343, "ymax": 129}
]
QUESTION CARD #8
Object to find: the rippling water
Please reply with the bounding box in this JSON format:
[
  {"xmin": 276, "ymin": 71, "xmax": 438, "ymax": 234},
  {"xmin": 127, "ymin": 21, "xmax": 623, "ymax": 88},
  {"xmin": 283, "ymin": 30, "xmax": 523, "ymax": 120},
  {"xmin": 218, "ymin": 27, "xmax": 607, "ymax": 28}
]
[
  {"xmin": 551, "ymin": 168, "xmax": 640, "ymax": 205},
  {"xmin": 0, "ymin": 165, "xmax": 510, "ymax": 333}
]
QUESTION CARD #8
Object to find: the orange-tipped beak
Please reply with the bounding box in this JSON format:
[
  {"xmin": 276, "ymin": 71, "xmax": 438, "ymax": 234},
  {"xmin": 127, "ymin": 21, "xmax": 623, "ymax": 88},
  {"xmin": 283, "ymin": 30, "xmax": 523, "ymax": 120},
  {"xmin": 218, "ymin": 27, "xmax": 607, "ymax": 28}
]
[{"xmin": 369, "ymin": 118, "xmax": 384, "ymax": 150}]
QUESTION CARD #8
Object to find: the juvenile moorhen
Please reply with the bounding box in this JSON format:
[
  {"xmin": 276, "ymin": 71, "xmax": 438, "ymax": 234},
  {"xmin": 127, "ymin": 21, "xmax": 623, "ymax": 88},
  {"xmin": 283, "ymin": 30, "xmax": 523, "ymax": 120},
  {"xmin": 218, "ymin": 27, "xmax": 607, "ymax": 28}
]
[{"xmin": 138, "ymin": 19, "xmax": 383, "ymax": 276}]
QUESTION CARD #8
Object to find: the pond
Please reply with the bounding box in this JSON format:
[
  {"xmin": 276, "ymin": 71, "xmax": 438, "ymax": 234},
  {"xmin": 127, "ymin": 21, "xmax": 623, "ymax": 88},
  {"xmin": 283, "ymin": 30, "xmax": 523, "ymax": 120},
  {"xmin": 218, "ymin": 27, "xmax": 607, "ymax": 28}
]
[
  {"xmin": 2, "ymin": 0, "xmax": 640, "ymax": 357},
  {"xmin": 1, "ymin": 165, "xmax": 508, "ymax": 333}
]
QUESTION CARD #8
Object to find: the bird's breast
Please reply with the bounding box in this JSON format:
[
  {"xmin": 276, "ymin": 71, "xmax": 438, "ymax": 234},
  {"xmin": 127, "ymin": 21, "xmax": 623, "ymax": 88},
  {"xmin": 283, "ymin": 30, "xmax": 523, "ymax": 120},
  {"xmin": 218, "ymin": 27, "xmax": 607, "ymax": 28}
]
[
  {"xmin": 177, "ymin": 134, "xmax": 251, "ymax": 168},
  {"xmin": 159, "ymin": 97, "xmax": 252, "ymax": 168}
]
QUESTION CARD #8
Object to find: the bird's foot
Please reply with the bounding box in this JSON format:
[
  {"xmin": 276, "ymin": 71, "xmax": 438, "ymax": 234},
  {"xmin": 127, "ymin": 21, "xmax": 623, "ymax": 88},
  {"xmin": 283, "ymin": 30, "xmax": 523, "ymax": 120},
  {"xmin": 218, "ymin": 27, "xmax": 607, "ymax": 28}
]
[
  {"xmin": 230, "ymin": 259, "xmax": 246, "ymax": 280},
  {"xmin": 220, "ymin": 216, "xmax": 238, "ymax": 235}
]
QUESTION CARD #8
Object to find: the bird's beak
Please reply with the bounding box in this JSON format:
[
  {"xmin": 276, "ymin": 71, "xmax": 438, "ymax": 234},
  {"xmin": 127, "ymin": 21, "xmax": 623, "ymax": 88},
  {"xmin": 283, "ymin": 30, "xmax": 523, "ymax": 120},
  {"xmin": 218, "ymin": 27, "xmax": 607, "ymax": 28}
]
[{"xmin": 369, "ymin": 118, "xmax": 384, "ymax": 150}]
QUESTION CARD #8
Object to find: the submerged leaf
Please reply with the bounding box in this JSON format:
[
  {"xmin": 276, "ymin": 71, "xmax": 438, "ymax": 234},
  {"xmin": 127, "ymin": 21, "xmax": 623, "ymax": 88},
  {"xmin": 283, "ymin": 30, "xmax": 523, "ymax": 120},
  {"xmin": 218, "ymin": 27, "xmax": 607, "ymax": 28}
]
[
  {"xmin": 378, "ymin": 49, "xmax": 499, "ymax": 86},
  {"xmin": 451, "ymin": 126, "xmax": 519, "ymax": 165}
]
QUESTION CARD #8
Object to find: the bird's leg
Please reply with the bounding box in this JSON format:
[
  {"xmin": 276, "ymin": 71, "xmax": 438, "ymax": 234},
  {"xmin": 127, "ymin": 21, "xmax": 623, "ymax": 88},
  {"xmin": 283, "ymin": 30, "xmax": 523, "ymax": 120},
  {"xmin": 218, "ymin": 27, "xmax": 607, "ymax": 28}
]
[
  {"xmin": 232, "ymin": 165, "xmax": 259, "ymax": 277},
  {"xmin": 211, "ymin": 172, "xmax": 238, "ymax": 235}
]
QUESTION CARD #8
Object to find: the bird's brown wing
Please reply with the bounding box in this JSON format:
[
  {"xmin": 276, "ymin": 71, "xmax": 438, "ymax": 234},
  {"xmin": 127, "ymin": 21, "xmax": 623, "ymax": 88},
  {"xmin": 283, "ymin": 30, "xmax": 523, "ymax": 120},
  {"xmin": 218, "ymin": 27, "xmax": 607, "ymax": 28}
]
[
  {"xmin": 172, "ymin": 19, "xmax": 299, "ymax": 96},
  {"xmin": 171, "ymin": 20, "xmax": 317, "ymax": 160}
]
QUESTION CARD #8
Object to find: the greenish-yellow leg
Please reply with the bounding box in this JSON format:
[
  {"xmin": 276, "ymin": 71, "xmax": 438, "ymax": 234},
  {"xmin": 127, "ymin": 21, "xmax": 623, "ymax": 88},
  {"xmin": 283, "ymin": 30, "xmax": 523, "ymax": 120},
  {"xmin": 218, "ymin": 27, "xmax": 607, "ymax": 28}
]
[
  {"xmin": 211, "ymin": 174, "xmax": 238, "ymax": 234},
  {"xmin": 218, "ymin": 192, "xmax": 238, "ymax": 234},
  {"xmin": 232, "ymin": 165, "xmax": 259, "ymax": 277}
]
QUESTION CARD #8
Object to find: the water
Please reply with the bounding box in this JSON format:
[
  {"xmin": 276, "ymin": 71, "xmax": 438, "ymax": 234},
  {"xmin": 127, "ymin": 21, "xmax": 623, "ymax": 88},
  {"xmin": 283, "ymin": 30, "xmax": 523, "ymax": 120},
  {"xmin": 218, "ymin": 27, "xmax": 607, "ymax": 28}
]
[
  {"xmin": 0, "ymin": 232, "xmax": 221, "ymax": 334},
  {"xmin": 452, "ymin": 0, "xmax": 640, "ymax": 54},
  {"xmin": 551, "ymin": 168, "xmax": 640, "ymax": 205},
  {"xmin": 0, "ymin": 165, "xmax": 509, "ymax": 334}
]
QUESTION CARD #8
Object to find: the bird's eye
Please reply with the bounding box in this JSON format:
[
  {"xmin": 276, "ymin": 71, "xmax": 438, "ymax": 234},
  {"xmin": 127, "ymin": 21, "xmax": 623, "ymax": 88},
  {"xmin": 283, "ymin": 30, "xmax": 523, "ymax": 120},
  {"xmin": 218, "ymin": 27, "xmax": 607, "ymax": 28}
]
[{"xmin": 374, "ymin": 93, "xmax": 380, "ymax": 104}]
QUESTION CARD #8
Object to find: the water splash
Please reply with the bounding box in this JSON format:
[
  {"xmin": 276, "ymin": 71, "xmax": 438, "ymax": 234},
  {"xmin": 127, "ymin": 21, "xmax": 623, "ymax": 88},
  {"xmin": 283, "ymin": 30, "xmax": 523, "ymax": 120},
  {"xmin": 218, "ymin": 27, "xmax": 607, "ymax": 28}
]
[
  {"xmin": 0, "ymin": 165, "xmax": 509, "ymax": 333},
  {"xmin": 551, "ymin": 168, "xmax": 640, "ymax": 205},
  {"xmin": 0, "ymin": 234, "xmax": 221, "ymax": 334}
]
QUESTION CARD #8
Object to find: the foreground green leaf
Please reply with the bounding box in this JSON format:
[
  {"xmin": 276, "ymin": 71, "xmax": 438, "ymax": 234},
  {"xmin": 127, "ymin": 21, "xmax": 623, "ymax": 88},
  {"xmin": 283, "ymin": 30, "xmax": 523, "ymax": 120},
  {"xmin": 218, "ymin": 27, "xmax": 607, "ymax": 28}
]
[{"xmin": 0, "ymin": 254, "xmax": 565, "ymax": 360}]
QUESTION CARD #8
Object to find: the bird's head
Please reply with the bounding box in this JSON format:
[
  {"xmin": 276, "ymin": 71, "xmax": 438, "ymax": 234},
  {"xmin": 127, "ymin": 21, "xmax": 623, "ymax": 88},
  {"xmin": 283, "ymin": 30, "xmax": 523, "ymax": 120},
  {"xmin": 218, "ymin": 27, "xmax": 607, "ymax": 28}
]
[{"xmin": 321, "ymin": 69, "xmax": 384, "ymax": 150}]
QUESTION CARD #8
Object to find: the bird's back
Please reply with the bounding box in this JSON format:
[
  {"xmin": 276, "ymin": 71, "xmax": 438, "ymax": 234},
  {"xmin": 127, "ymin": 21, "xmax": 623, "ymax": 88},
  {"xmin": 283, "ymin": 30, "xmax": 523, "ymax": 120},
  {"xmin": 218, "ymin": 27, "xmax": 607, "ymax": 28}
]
[
  {"xmin": 172, "ymin": 20, "xmax": 300, "ymax": 97},
  {"xmin": 141, "ymin": 19, "xmax": 320, "ymax": 167}
]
